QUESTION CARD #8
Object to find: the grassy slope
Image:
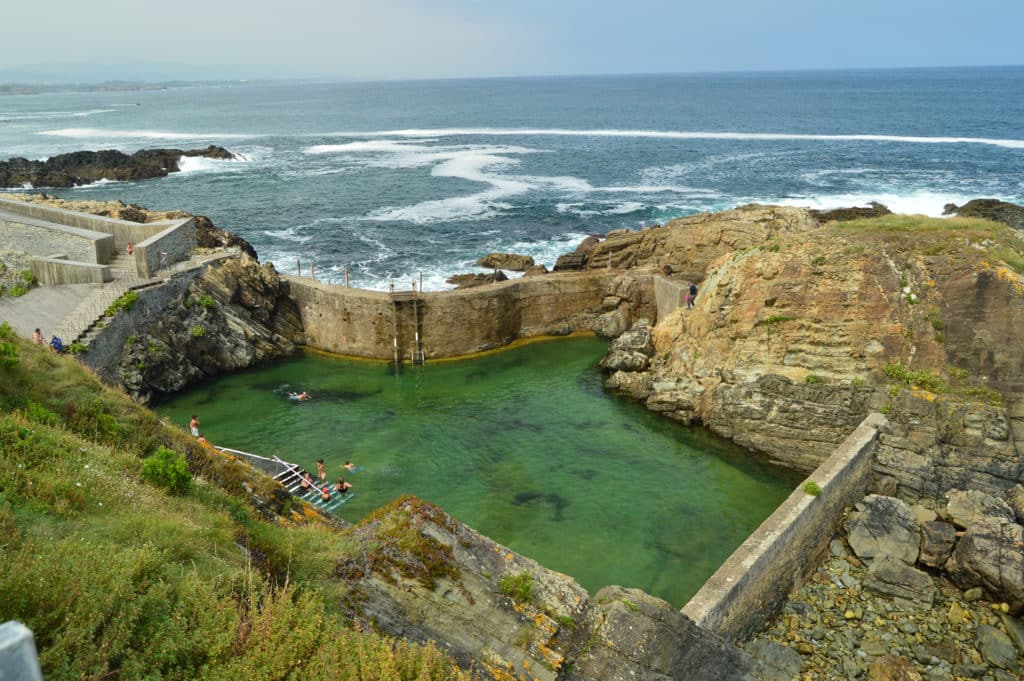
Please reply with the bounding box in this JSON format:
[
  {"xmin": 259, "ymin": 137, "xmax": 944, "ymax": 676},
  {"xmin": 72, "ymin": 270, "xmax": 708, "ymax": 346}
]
[{"xmin": 0, "ymin": 328, "xmax": 472, "ymax": 681}]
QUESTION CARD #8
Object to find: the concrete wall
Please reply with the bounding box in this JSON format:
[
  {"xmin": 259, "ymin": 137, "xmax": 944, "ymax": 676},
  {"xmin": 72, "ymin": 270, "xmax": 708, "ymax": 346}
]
[
  {"xmin": 654, "ymin": 276, "xmax": 688, "ymax": 322},
  {"xmin": 287, "ymin": 271, "xmax": 618, "ymax": 359},
  {"xmin": 0, "ymin": 211, "xmax": 114, "ymax": 264},
  {"xmin": 0, "ymin": 621, "xmax": 43, "ymax": 681},
  {"xmin": 682, "ymin": 413, "xmax": 888, "ymax": 642},
  {"xmin": 0, "ymin": 197, "xmax": 167, "ymax": 243},
  {"xmin": 31, "ymin": 256, "xmax": 112, "ymax": 284},
  {"xmin": 135, "ymin": 219, "xmax": 196, "ymax": 278}
]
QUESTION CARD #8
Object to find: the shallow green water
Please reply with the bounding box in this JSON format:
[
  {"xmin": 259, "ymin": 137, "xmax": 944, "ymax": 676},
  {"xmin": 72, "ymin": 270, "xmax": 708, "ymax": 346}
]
[{"xmin": 157, "ymin": 337, "xmax": 800, "ymax": 606}]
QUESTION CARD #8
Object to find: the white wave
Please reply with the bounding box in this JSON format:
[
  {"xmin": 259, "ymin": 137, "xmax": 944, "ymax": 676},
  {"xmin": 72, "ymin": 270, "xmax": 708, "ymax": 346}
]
[
  {"xmin": 72, "ymin": 178, "xmax": 121, "ymax": 189},
  {"xmin": 0, "ymin": 109, "xmax": 116, "ymax": 122},
  {"xmin": 263, "ymin": 227, "xmax": 313, "ymax": 244},
  {"xmin": 323, "ymin": 127, "xmax": 1024, "ymax": 150},
  {"xmin": 175, "ymin": 154, "xmax": 248, "ymax": 175},
  {"xmin": 35, "ymin": 127, "xmax": 255, "ymax": 141},
  {"xmin": 556, "ymin": 202, "xmax": 646, "ymax": 217},
  {"xmin": 775, "ymin": 191, "xmax": 978, "ymax": 218}
]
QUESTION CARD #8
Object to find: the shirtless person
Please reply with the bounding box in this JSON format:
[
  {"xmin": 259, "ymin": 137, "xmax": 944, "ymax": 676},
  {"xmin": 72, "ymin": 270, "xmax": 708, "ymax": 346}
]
[
  {"xmin": 317, "ymin": 459, "xmax": 327, "ymax": 485},
  {"xmin": 189, "ymin": 415, "xmax": 200, "ymax": 437},
  {"xmin": 334, "ymin": 477, "xmax": 353, "ymax": 495}
]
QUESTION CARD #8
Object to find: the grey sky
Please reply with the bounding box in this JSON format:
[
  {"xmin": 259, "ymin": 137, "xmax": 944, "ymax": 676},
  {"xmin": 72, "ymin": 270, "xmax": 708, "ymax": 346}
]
[{"xmin": 2, "ymin": 0, "xmax": 1023, "ymax": 81}]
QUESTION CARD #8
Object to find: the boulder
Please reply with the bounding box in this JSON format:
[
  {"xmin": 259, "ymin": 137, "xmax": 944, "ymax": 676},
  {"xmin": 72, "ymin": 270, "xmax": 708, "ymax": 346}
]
[
  {"xmin": 593, "ymin": 308, "xmax": 630, "ymax": 338},
  {"xmin": 445, "ymin": 271, "xmax": 508, "ymax": 289},
  {"xmin": 603, "ymin": 371, "xmax": 653, "ymax": 400},
  {"xmin": 945, "ymin": 519, "xmax": 1024, "ymax": 607},
  {"xmin": 919, "ymin": 521, "xmax": 958, "ymax": 569},
  {"xmin": 976, "ymin": 624, "xmax": 1019, "ymax": 670},
  {"xmin": 193, "ymin": 215, "xmax": 258, "ymax": 259},
  {"xmin": 575, "ymin": 235, "xmax": 602, "ymax": 255},
  {"xmin": 744, "ymin": 638, "xmax": 803, "ymax": 681},
  {"xmin": 599, "ymin": 350, "xmax": 649, "ymax": 373},
  {"xmin": 845, "ymin": 495, "xmax": 921, "ymax": 565},
  {"xmin": 565, "ymin": 586, "xmax": 758, "ymax": 681},
  {"xmin": 867, "ymin": 655, "xmax": 923, "ymax": 681},
  {"xmin": 610, "ymin": 320, "xmax": 654, "ymax": 355},
  {"xmin": 523, "ymin": 264, "xmax": 549, "ymax": 277},
  {"xmin": 553, "ymin": 252, "xmax": 587, "ymax": 271},
  {"xmin": 475, "ymin": 252, "xmax": 535, "ymax": 271},
  {"xmin": 946, "ymin": 489, "xmax": 1016, "ymax": 529},
  {"xmin": 864, "ymin": 554, "xmax": 936, "ymax": 606},
  {"xmin": 1007, "ymin": 484, "xmax": 1024, "ymax": 525}
]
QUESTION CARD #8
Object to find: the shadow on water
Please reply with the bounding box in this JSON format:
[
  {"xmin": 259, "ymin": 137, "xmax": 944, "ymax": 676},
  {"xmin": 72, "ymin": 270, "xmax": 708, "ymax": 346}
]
[{"xmin": 512, "ymin": 490, "xmax": 571, "ymax": 521}]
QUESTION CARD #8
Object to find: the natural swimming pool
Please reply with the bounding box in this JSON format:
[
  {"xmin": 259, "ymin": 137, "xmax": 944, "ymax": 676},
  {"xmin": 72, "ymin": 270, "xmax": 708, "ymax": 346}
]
[{"xmin": 157, "ymin": 336, "xmax": 800, "ymax": 606}]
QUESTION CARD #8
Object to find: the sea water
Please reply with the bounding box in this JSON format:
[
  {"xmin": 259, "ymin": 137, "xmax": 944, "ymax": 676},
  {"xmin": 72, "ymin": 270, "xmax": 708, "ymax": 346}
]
[
  {"xmin": 156, "ymin": 337, "xmax": 801, "ymax": 606},
  {"xmin": 1, "ymin": 67, "xmax": 1022, "ymax": 290}
]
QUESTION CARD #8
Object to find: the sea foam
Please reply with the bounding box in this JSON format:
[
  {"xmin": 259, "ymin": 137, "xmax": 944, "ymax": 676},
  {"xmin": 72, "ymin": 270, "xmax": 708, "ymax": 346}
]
[
  {"xmin": 323, "ymin": 127, "xmax": 1024, "ymax": 150},
  {"xmin": 36, "ymin": 128, "xmax": 256, "ymax": 141}
]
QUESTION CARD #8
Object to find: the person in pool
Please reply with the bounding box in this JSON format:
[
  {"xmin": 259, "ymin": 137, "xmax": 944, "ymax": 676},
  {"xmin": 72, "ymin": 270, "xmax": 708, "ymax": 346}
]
[
  {"xmin": 320, "ymin": 485, "xmax": 330, "ymax": 502},
  {"xmin": 288, "ymin": 391, "xmax": 311, "ymax": 401},
  {"xmin": 334, "ymin": 477, "xmax": 353, "ymax": 495},
  {"xmin": 343, "ymin": 461, "xmax": 356, "ymax": 472},
  {"xmin": 317, "ymin": 459, "xmax": 327, "ymax": 485},
  {"xmin": 300, "ymin": 471, "xmax": 314, "ymax": 491}
]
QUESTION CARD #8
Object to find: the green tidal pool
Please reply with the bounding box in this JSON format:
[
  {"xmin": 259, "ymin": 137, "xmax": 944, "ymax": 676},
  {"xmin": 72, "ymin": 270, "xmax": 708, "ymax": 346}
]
[{"xmin": 157, "ymin": 336, "xmax": 800, "ymax": 606}]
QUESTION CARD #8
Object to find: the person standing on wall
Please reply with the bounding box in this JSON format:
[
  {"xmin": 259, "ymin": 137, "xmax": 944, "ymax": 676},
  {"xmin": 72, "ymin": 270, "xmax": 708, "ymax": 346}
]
[{"xmin": 687, "ymin": 282, "xmax": 698, "ymax": 309}]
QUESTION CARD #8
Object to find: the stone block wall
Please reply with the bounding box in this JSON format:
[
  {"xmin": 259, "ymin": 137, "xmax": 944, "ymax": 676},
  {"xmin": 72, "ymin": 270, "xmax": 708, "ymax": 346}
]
[
  {"xmin": 286, "ymin": 271, "xmax": 618, "ymax": 359},
  {"xmin": 134, "ymin": 219, "xmax": 196, "ymax": 278},
  {"xmin": 682, "ymin": 413, "xmax": 887, "ymax": 641}
]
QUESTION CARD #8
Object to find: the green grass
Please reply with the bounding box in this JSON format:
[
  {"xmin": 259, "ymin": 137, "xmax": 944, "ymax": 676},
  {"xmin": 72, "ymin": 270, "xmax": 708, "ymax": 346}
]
[
  {"xmin": 105, "ymin": 290, "xmax": 139, "ymax": 317},
  {"xmin": 831, "ymin": 214, "xmax": 1006, "ymax": 236},
  {"xmin": 190, "ymin": 325, "xmax": 206, "ymax": 338},
  {"xmin": 803, "ymin": 481, "xmax": 822, "ymax": 497},
  {"xmin": 882, "ymin": 363, "xmax": 947, "ymax": 393},
  {"xmin": 0, "ymin": 337, "xmax": 474, "ymax": 681},
  {"xmin": 805, "ymin": 374, "xmax": 824, "ymax": 384},
  {"xmin": 755, "ymin": 315, "xmax": 795, "ymax": 327},
  {"xmin": 498, "ymin": 572, "xmax": 534, "ymax": 604}
]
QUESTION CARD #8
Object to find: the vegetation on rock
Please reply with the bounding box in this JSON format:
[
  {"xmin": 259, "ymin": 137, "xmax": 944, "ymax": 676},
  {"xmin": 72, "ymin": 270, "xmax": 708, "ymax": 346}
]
[{"xmin": 0, "ymin": 337, "xmax": 474, "ymax": 680}]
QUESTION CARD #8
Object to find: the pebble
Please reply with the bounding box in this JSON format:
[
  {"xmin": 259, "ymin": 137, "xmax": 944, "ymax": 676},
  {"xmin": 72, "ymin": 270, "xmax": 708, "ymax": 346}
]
[{"xmin": 742, "ymin": 528, "xmax": 1024, "ymax": 680}]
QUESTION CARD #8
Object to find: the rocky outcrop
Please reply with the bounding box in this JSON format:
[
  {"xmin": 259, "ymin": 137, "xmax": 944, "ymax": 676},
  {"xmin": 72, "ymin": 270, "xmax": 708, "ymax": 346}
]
[
  {"xmin": 810, "ymin": 202, "xmax": 891, "ymax": 223},
  {"xmin": 945, "ymin": 199, "xmax": 1024, "ymax": 230},
  {"xmin": 446, "ymin": 271, "xmax": 508, "ymax": 288},
  {"xmin": 119, "ymin": 257, "xmax": 302, "ymax": 403},
  {"xmin": 845, "ymin": 495, "xmax": 921, "ymax": 565},
  {"xmin": 599, "ymin": 205, "xmax": 1024, "ymax": 484},
  {"xmin": 0, "ymin": 145, "xmax": 236, "ymax": 188},
  {"xmin": 337, "ymin": 497, "xmax": 757, "ymax": 681},
  {"xmin": 476, "ymin": 253, "xmax": 535, "ymax": 271},
  {"xmin": 946, "ymin": 489, "xmax": 1017, "ymax": 529},
  {"xmin": 945, "ymin": 518, "xmax": 1024, "ymax": 608}
]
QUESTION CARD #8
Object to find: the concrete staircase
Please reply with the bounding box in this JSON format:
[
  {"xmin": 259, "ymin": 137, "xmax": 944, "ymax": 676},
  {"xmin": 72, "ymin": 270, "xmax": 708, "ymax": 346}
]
[{"xmin": 51, "ymin": 254, "xmax": 159, "ymax": 348}]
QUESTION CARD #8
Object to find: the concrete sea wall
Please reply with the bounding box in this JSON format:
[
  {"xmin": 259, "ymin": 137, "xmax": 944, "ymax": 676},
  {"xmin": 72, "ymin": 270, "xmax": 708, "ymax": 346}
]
[
  {"xmin": 682, "ymin": 412, "xmax": 887, "ymax": 641},
  {"xmin": 134, "ymin": 219, "xmax": 197, "ymax": 278},
  {"xmin": 0, "ymin": 210, "xmax": 113, "ymax": 264},
  {"xmin": 287, "ymin": 271, "xmax": 619, "ymax": 359},
  {"xmin": 31, "ymin": 256, "xmax": 112, "ymax": 284}
]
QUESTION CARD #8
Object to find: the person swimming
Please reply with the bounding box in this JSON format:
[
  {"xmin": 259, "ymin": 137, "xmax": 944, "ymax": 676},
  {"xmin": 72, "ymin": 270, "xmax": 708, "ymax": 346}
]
[
  {"xmin": 334, "ymin": 477, "xmax": 353, "ymax": 495},
  {"xmin": 288, "ymin": 391, "xmax": 311, "ymax": 401},
  {"xmin": 343, "ymin": 461, "xmax": 356, "ymax": 472}
]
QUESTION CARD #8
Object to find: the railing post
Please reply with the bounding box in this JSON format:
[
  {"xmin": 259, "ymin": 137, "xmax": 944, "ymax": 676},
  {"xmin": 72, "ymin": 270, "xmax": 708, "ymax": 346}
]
[
  {"xmin": 345, "ymin": 266, "xmax": 350, "ymax": 288},
  {"xmin": 297, "ymin": 258, "xmax": 301, "ymax": 277}
]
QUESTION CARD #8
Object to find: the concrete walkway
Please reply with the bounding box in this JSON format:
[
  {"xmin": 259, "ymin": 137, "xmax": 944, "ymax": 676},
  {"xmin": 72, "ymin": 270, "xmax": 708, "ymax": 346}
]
[{"xmin": 0, "ymin": 284, "xmax": 93, "ymax": 340}]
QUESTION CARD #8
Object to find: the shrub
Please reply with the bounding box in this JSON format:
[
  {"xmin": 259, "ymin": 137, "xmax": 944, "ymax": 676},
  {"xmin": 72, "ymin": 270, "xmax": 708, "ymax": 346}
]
[
  {"xmin": 755, "ymin": 315, "xmax": 795, "ymax": 327},
  {"xmin": 805, "ymin": 374, "xmax": 824, "ymax": 384},
  {"xmin": 142, "ymin": 447, "xmax": 192, "ymax": 495},
  {"xmin": 105, "ymin": 290, "xmax": 139, "ymax": 317},
  {"xmin": 198, "ymin": 294, "xmax": 216, "ymax": 308},
  {"xmin": 24, "ymin": 401, "xmax": 60, "ymax": 427},
  {"xmin": 499, "ymin": 572, "xmax": 534, "ymax": 604},
  {"xmin": 20, "ymin": 269, "xmax": 36, "ymax": 285},
  {"xmin": 811, "ymin": 255, "xmax": 826, "ymax": 266},
  {"xmin": 0, "ymin": 322, "xmax": 17, "ymax": 368},
  {"xmin": 7, "ymin": 285, "xmax": 28, "ymax": 297},
  {"xmin": 804, "ymin": 481, "xmax": 822, "ymax": 496},
  {"xmin": 190, "ymin": 325, "xmax": 206, "ymax": 338},
  {"xmin": 882, "ymin": 363, "xmax": 946, "ymax": 393},
  {"xmin": 67, "ymin": 341, "xmax": 87, "ymax": 355}
]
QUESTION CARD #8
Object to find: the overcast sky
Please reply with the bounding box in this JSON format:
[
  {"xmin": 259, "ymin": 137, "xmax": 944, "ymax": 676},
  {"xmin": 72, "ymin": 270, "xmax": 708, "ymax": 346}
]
[{"xmin": 3, "ymin": 0, "xmax": 1023, "ymax": 81}]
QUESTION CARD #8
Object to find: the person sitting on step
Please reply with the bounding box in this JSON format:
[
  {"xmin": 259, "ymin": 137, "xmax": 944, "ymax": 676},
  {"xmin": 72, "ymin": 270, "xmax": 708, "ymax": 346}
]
[
  {"xmin": 334, "ymin": 476, "xmax": 353, "ymax": 495},
  {"xmin": 320, "ymin": 485, "xmax": 330, "ymax": 502}
]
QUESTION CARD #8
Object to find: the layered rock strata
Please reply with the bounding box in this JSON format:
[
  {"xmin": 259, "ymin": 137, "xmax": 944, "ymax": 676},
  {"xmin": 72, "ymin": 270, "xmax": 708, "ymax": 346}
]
[
  {"xmin": 337, "ymin": 497, "xmax": 759, "ymax": 681},
  {"xmin": 119, "ymin": 257, "xmax": 303, "ymax": 403}
]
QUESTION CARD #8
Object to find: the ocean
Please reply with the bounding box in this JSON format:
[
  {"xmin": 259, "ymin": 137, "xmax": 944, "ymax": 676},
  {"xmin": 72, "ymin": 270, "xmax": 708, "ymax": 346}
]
[{"xmin": 2, "ymin": 66, "xmax": 1022, "ymax": 290}]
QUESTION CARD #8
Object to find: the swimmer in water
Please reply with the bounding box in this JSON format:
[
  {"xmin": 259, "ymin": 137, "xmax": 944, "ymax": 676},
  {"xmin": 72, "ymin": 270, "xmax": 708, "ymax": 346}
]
[
  {"xmin": 288, "ymin": 391, "xmax": 311, "ymax": 401},
  {"xmin": 334, "ymin": 477, "xmax": 353, "ymax": 495},
  {"xmin": 343, "ymin": 461, "xmax": 356, "ymax": 472}
]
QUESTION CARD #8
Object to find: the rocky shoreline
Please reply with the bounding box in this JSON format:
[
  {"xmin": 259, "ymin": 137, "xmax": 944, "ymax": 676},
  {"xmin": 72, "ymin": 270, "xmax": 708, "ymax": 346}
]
[{"xmin": 0, "ymin": 145, "xmax": 236, "ymax": 188}]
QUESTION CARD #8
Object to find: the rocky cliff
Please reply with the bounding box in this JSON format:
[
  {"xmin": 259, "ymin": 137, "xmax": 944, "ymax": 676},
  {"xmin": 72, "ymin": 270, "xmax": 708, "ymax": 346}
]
[
  {"xmin": 337, "ymin": 497, "xmax": 760, "ymax": 681},
  {"xmin": 0, "ymin": 145, "xmax": 235, "ymax": 188},
  {"xmin": 119, "ymin": 257, "xmax": 303, "ymax": 403},
  {"xmin": 599, "ymin": 206, "xmax": 1024, "ymax": 502}
]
